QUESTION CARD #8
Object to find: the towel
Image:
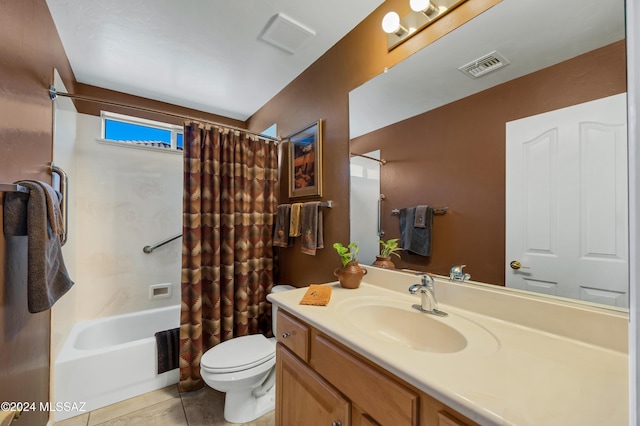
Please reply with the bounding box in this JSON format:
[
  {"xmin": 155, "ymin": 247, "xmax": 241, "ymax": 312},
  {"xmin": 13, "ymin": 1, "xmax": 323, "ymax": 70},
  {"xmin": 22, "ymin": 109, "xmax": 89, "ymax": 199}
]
[
  {"xmin": 299, "ymin": 284, "xmax": 332, "ymax": 306},
  {"xmin": 414, "ymin": 205, "xmax": 428, "ymax": 228},
  {"xmin": 399, "ymin": 206, "xmax": 433, "ymax": 256},
  {"xmin": 273, "ymin": 204, "xmax": 293, "ymax": 247},
  {"xmin": 300, "ymin": 201, "xmax": 324, "ymax": 255},
  {"xmin": 289, "ymin": 203, "xmax": 302, "ymax": 237},
  {"xmin": 155, "ymin": 328, "xmax": 180, "ymax": 374},
  {"xmin": 3, "ymin": 180, "xmax": 74, "ymax": 313}
]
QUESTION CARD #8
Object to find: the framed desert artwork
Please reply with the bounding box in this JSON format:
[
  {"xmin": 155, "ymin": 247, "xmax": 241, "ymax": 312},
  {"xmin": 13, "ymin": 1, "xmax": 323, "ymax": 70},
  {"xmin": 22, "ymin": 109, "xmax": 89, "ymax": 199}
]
[{"xmin": 288, "ymin": 120, "xmax": 323, "ymax": 199}]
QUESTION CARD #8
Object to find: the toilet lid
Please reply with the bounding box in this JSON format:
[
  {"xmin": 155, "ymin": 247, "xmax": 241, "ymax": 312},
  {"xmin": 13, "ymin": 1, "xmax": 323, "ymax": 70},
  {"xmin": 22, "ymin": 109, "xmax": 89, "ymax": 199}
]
[{"xmin": 201, "ymin": 334, "xmax": 275, "ymax": 374}]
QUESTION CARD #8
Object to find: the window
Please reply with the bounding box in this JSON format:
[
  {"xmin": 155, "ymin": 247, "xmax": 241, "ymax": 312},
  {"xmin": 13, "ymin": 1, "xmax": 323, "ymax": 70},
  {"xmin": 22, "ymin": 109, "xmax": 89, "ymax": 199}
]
[{"xmin": 101, "ymin": 111, "xmax": 183, "ymax": 152}]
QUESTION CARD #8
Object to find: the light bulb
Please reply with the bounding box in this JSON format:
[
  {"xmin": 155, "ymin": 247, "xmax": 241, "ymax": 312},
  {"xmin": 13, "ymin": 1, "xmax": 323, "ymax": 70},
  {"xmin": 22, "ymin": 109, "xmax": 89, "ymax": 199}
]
[
  {"xmin": 410, "ymin": 0, "xmax": 437, "ymax": 15},
  {"xmin": 381, "ymin": 11, "xmax": 401, "ymax": 34}
]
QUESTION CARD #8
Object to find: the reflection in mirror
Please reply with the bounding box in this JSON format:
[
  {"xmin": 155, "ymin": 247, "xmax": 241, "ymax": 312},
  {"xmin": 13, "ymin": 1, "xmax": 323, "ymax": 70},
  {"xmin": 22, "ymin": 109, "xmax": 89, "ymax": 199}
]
[
  {"xmin": 350, "ymin": 151, "xmax": 382, "ymax": 265},
  {"xmin": 349, "ymin": 0, "xmax": 628, "ymax": 308}
]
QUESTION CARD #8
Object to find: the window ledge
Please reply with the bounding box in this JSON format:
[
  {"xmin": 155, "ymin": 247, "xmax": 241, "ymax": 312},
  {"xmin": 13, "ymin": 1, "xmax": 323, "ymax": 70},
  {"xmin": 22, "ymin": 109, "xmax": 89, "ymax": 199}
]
[{"xmin": 96, "ymin": 139, "xmax": 183, "ymax": 155}]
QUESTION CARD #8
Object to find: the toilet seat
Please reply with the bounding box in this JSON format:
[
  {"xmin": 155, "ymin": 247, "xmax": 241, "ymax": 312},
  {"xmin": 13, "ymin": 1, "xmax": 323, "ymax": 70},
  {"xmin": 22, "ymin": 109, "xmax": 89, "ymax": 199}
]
[{"xmin": 201, "ymin": 334, "xmax": 275, "ymax": 374}]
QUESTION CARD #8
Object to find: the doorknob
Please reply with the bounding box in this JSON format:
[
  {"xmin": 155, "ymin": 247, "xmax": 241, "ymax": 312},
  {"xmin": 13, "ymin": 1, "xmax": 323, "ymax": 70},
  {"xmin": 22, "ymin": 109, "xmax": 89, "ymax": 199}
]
[{"xmin": 510, "ymin": 260, "xmax": 530, "ymax": 270}]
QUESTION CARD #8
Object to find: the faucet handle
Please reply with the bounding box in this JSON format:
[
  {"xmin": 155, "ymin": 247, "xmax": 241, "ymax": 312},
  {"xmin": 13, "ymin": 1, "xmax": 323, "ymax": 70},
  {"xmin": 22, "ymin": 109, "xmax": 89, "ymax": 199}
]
[
  {"xmin": 450, "ymin": 265, "xmax": 470, "ymax": 282},
  {"xmin": 416, "ymin": 273, "xmax": 434, "ymax": 286}
]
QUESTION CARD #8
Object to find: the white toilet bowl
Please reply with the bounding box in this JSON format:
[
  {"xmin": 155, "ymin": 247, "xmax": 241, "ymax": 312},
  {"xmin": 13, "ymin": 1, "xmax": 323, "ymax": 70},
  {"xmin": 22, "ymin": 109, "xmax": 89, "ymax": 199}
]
[{"xmin": 200, "ymin": 284, "xmax": 295, "ymax": 423}]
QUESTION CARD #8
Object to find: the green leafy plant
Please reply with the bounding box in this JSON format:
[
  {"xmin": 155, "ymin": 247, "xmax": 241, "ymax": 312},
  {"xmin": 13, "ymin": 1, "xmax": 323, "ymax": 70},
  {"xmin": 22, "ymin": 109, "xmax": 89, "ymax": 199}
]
[
  {"xmin": 379, "ymin": 238, "xmax": 402, "ymax": 258},
  {"xmin": 333, "ymin": 242, "xmax": 359, "ymax": 267}
]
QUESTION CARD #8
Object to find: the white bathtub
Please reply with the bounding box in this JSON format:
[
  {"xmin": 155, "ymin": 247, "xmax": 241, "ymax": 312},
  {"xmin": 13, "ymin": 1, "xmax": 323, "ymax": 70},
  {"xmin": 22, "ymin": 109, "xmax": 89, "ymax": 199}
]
[{"xmin": 54, "ymin": 305, "xmax": 180, "ymax": 421}]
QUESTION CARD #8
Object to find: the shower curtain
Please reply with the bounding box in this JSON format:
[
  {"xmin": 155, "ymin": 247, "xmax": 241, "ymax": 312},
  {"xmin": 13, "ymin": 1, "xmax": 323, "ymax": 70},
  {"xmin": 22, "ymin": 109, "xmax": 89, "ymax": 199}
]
[{"xmin": 179, "ymin": 122, "xmax": 278, "ymax": 392}]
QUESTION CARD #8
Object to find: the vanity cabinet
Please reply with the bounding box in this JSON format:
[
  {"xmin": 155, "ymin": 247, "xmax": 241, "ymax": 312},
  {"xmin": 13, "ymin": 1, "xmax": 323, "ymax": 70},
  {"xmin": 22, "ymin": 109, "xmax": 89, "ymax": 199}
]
[{"xmin": 275, "ymin": 310, "xmax": 478, "ymax": 426}]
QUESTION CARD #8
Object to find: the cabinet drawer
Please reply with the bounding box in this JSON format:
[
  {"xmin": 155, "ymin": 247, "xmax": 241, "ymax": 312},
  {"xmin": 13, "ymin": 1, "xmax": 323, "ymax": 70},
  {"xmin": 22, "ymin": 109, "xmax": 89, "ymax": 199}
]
[
  {"xmin": 438, "ymin": 411, "xmax": 470, "ymax": 426},
  {"xmin": 312, "ymin": 333, "xmax": 418, "ymax": 426},
  {"xmin": 276, "ymin": 310, "xmax": 309, "ymax": 361}
]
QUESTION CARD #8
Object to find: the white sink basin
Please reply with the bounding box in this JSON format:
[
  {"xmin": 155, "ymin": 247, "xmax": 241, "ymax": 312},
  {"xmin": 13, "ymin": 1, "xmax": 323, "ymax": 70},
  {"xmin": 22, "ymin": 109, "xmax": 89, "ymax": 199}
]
[{"xmin": 336, "ymin": 296, "xmax": 499, "ymax": 355}]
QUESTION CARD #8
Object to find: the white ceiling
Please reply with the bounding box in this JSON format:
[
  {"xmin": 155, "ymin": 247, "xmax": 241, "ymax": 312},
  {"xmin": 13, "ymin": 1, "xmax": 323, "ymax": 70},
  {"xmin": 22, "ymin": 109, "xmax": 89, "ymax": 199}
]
[
  {"xmin": 349, "ymin": 0, "xmax": 626, "ymax": 138},
  {"xmin": 45, "ymin": 0, "xmax": 384, "ymax": 121}
]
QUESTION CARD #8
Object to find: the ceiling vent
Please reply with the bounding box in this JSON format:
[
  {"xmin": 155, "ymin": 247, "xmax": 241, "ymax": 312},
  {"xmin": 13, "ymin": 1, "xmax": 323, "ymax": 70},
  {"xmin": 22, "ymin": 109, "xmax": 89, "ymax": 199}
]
[
  {"xmin": 260, "ymin": 13, "xmax": 316, "ymax": 54},
  {"xmin": 458, "ymin": 51, "xmax": 510, "ymax": 79}
]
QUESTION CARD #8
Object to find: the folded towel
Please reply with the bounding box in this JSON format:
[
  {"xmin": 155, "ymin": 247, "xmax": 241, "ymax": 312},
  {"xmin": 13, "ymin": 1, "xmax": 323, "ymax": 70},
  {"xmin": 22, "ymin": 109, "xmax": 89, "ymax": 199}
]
[
  {"xmin": 300, "ymin": 201, "xmax": 324, "ymax": 255},
  {"xmin": 414, "ymin": 205, "xmax": 428, "ymax": 228},
  {"xmin": 289, "ymin": 203, "xmax": 302, "ymax": 237},
  {"xmin": 299, "ymin": 284, "xmax": 332, "ymax": 306},
  {"xmin": 155, "ymin": 328, "xmax": 180, "ymax": 374},
  {"xmin": 4, "ymin": 181, "xmax": 74, "ymax": 313},
  {"xmin": 273, "ymin": 204, "xmax": 293, "ymax": 247},
  {"xmin": 400, "ymin": 206, "xmax": 433, "ymax": 256}
]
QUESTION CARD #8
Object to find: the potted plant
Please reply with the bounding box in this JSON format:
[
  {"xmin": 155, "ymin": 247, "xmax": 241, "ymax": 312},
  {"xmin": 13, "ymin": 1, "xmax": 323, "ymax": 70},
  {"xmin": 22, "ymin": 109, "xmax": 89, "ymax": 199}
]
[
  {"xmin": 372, "ymin": 238, "xmax": 402, "ymax": 269},
  {"xmin": 332, "ymin": 242, "xmax": 367, "ymax": 289}
]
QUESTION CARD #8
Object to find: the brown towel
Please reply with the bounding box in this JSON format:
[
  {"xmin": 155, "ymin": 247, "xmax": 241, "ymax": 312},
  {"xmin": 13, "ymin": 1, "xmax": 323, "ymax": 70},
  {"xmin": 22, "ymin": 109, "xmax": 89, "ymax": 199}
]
[
  {"xmin": 155, "ymin": 328, "xmax": 180, "ymax": 374},
  {"xmin": 273, "ymin": 204, "xmax": 292, "ymax": 247},
  {"xmin": 300, "ymin": 201, "xmax": 324, "ymax": 255},
  {"xmin": 299, "ymin": 284, "xmax": 332, "ymax": 306},
  {"xmin": 4, "ymin": 181, "xmax": 74, "ymax": 313},
  {"xmin": 289, "ymin": 203, "xmax": 302, "ymax": 237},
  {"xmin": 414, "ymin": 205, "xmax": 428, "ymax": 228}
]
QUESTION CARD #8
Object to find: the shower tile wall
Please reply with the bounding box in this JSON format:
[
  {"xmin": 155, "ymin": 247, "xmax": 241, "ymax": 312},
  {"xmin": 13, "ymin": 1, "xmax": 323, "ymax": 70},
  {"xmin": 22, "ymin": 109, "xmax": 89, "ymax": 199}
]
[{"xmin": 74, "ymin": 114, "xmax": 182, "ymax": 320}]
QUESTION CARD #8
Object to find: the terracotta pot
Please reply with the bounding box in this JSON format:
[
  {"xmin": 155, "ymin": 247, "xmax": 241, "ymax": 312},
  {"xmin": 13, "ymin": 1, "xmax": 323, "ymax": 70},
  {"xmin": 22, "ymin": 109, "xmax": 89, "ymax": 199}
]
[
  {"xmin": 333, "ymin": 261, "xmax": 367, "ymax": 289},
  {"xmin": 372, "ymin": 255, "xmax": 396, "ymax": 269}
]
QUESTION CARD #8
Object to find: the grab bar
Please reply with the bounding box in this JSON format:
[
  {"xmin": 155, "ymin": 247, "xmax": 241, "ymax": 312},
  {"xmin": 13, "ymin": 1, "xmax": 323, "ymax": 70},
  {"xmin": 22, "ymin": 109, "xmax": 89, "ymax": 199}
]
[
  {"xmin": 378, "ymin": 194, "xmax": 386, "ymax": 238},
  {"xmin": 143, "ymin": 233, "xmax": 181, "ymax": 253},
  {"xmin": 51, "ymin": 163, "xmax": 68, "ymax": 246}
]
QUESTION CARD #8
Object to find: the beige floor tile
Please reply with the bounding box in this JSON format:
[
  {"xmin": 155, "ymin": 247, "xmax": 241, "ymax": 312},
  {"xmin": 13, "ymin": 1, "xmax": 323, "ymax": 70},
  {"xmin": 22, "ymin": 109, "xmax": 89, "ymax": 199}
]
[
  {"xmin": 181, "ymin": 386, "xmax": 275, "ymax": 426},
  {"xmin": 90, "ymin": 398, "xmax": 187, "ymax": 426},
  {"xmin": 181, "ymin": 387, "xmax": 229, "ymax": 426},
  {"xmin": 88, "ymin": 385, "xmax": 180, "ymax": 426},
  {"xmin": 55, "ymin": 412, "xmax": 89, "ymax": 426},
  {"xmin": 245, "ymin": 410, "xmax": 275, "ymax": 426}
]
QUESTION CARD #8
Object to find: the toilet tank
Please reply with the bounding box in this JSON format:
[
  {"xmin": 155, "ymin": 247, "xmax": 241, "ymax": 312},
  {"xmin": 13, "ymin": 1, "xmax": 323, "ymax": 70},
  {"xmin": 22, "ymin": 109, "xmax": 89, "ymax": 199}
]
[{"xmin": 270, "ymin": 285, "xmax": 295, "ymax": 333}]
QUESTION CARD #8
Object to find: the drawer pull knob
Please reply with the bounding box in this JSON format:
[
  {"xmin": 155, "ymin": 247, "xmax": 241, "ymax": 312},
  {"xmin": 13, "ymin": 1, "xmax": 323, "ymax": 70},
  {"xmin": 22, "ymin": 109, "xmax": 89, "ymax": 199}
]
[
  {"xmin": 331, "ymin": 422, "xmax": 342, "ymax": 426},
  {"xmin": 281, "ymin": 332, "xmax": 291, "ymax": 338}
]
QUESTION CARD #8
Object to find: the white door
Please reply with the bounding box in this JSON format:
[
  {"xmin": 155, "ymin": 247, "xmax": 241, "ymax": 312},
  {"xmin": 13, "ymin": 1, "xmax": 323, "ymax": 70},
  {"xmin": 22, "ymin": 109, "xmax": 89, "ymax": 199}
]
[{"xmin": 506, "ymin": 93, "xmax": 628, "ymax": 307}]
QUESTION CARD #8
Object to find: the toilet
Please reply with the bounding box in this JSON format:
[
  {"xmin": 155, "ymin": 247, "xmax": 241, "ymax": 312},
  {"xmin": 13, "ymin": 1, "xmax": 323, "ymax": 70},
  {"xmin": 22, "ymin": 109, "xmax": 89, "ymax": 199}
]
[{"xmin": 200, "ymin": 284, "xmax": 295, "ymax": 424}]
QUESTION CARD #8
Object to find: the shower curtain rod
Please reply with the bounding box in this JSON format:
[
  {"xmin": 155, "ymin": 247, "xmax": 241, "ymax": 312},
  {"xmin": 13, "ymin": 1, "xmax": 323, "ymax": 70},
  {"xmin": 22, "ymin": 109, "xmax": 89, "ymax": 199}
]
[
  {"xmin": 48, "ymin": 86, "xmax": 280, "ymax": 142},
  {"xmin": 350, "ymin": 153, "xmax": 387, "ymax": 165}
]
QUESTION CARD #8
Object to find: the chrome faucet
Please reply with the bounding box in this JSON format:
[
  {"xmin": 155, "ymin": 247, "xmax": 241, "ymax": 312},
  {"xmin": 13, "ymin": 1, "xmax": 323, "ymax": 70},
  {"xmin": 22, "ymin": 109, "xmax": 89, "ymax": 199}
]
[
  {"xmin": 449, "ymin": 265, "xmax": 471, "ymax": 282},
  {"xmin": 408, "ymin": 273, "xmax": 447, "ymax": 317}
]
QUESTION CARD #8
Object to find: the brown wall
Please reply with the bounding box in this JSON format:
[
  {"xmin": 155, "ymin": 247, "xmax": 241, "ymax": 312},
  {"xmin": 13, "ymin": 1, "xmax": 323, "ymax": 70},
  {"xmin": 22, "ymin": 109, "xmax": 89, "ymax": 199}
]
[
  {"xmin": 72, "ymin": 83, "xmax": 246, "ymax": 129},
  {"xmin": 351, "ymin": 41, "xmax": 627, "ymax": 285},
  {"xmin": 0, "ymin": 1, "xmax": 248, "ymax": 421},
  {"xmin": 0, "ymin": 0, "xmax": 77, "ymax": 424},
  {"xmin": 248, "ymin": 0, "xmax": 501, "ymax": 287}
]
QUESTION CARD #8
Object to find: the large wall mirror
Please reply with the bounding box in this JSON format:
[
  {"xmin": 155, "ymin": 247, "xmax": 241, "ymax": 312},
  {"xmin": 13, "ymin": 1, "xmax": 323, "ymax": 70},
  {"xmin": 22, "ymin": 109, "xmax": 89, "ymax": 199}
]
[{"xmin": 349, "ymin": 0, "xmax": 628, "ymax": 309}]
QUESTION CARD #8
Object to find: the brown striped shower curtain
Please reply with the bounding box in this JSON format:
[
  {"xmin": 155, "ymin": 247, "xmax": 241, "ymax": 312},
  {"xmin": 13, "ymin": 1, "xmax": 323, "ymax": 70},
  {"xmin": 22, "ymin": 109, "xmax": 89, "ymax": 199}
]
[{"xmin": 179, "ymin": 122, "xmax": 278, "ymax": 392}]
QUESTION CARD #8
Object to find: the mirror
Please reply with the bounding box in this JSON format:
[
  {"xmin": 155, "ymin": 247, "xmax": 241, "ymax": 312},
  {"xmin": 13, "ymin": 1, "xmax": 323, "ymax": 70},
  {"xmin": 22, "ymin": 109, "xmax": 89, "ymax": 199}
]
[{"xmin": 349, "ymin": 0, "xmax": 628, "ymax": 308}]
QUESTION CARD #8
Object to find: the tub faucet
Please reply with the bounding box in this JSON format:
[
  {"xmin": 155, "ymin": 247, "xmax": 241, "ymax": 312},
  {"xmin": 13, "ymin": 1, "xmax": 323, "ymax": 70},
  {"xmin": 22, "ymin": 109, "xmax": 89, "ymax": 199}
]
[
  {"xmin": 449, "ymin": 265, "xmax": 471, "ymax": 282},
  {"xmin": 408, "ymin": 273, "xmax": 447, "ymax": 317}
]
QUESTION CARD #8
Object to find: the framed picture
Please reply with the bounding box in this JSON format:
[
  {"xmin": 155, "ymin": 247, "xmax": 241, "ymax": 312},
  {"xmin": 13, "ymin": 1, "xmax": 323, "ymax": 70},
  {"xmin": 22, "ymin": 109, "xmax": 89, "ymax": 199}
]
[{"xmin": 288, "ymin": 120, "xmax": 323, "ymax": 199}]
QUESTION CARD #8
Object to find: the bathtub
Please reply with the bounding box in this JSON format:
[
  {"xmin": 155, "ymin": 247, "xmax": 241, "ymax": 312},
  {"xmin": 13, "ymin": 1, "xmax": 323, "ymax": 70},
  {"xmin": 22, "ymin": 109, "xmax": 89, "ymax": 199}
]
[{"xmin": 54, "ymin": 305, "xmax": 180, "ymax": 421}]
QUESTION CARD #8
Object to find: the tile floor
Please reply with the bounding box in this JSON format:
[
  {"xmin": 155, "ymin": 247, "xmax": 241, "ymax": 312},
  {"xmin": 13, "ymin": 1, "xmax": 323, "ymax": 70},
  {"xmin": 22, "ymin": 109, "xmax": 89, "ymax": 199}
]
[{"xmin": 54, "ymin": 385, "xmax": 275, "ymax": 426}]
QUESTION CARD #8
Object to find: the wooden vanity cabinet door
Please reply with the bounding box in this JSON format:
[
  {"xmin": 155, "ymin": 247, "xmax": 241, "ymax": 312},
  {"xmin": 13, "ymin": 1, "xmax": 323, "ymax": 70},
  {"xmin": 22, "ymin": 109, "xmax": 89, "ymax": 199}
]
[
  {"xmin": 276, "ymin": 310, "xmax": 310, "ymax": 361},
  {"xmin": 311, "ymin": 333, "xmax": 418, "ymax": 426},
  {"xmin": 276, "ymin": 344, "xmax": 350, "ymax": 426}
]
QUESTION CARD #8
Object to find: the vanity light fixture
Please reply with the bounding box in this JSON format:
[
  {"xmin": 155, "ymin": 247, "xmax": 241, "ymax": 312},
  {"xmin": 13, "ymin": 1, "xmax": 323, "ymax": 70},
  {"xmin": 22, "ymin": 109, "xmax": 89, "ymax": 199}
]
[
  {"xmin": 382, "ymin": 12, "xmax": 408, "ymax": 36},
  {"xmin": 382, "ymin": 0, "xmax": 467, "ymax": 50}
]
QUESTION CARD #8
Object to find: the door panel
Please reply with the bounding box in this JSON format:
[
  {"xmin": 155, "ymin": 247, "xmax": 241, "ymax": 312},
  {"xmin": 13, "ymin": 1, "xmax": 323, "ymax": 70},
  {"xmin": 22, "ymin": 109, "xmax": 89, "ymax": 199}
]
[{"xmin": 506, "ymin": 93, "xmax": 628, "ymax": 307}]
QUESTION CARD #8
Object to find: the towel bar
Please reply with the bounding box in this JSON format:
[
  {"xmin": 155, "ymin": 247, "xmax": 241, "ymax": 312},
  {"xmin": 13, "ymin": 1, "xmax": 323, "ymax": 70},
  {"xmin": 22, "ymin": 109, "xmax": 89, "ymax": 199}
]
[
  {"xmin": 0, "ymin": 183, "xmax": 29, "ymax": 193},
  {"xmin": 51, "ymin": 163, "xmax": 69, "ymax": 246},
  {"xmin": 391, "ymin": 207, "xmax": 448, "ymax": 215}
]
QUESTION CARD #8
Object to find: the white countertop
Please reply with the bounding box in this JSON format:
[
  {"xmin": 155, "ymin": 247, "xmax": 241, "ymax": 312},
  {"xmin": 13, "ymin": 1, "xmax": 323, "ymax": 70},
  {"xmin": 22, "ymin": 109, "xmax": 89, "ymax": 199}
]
[{"xmin": 268, "ymin": 273, "xmax": 629, "ymax": 426}]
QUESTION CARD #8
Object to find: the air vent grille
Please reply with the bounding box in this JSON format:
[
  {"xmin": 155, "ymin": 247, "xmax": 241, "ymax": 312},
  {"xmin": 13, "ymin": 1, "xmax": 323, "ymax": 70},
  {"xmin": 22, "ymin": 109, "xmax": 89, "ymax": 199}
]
[{"xmin": 459, "ymin": 51, "xmax": 510, "ymax": 79}]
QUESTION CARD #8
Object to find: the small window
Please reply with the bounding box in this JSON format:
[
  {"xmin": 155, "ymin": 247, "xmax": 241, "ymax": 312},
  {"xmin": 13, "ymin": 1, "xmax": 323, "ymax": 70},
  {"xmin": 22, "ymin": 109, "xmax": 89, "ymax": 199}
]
[{"xmin": 101, "ymin": 111, "xmax": 183, "ymax": 152}]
